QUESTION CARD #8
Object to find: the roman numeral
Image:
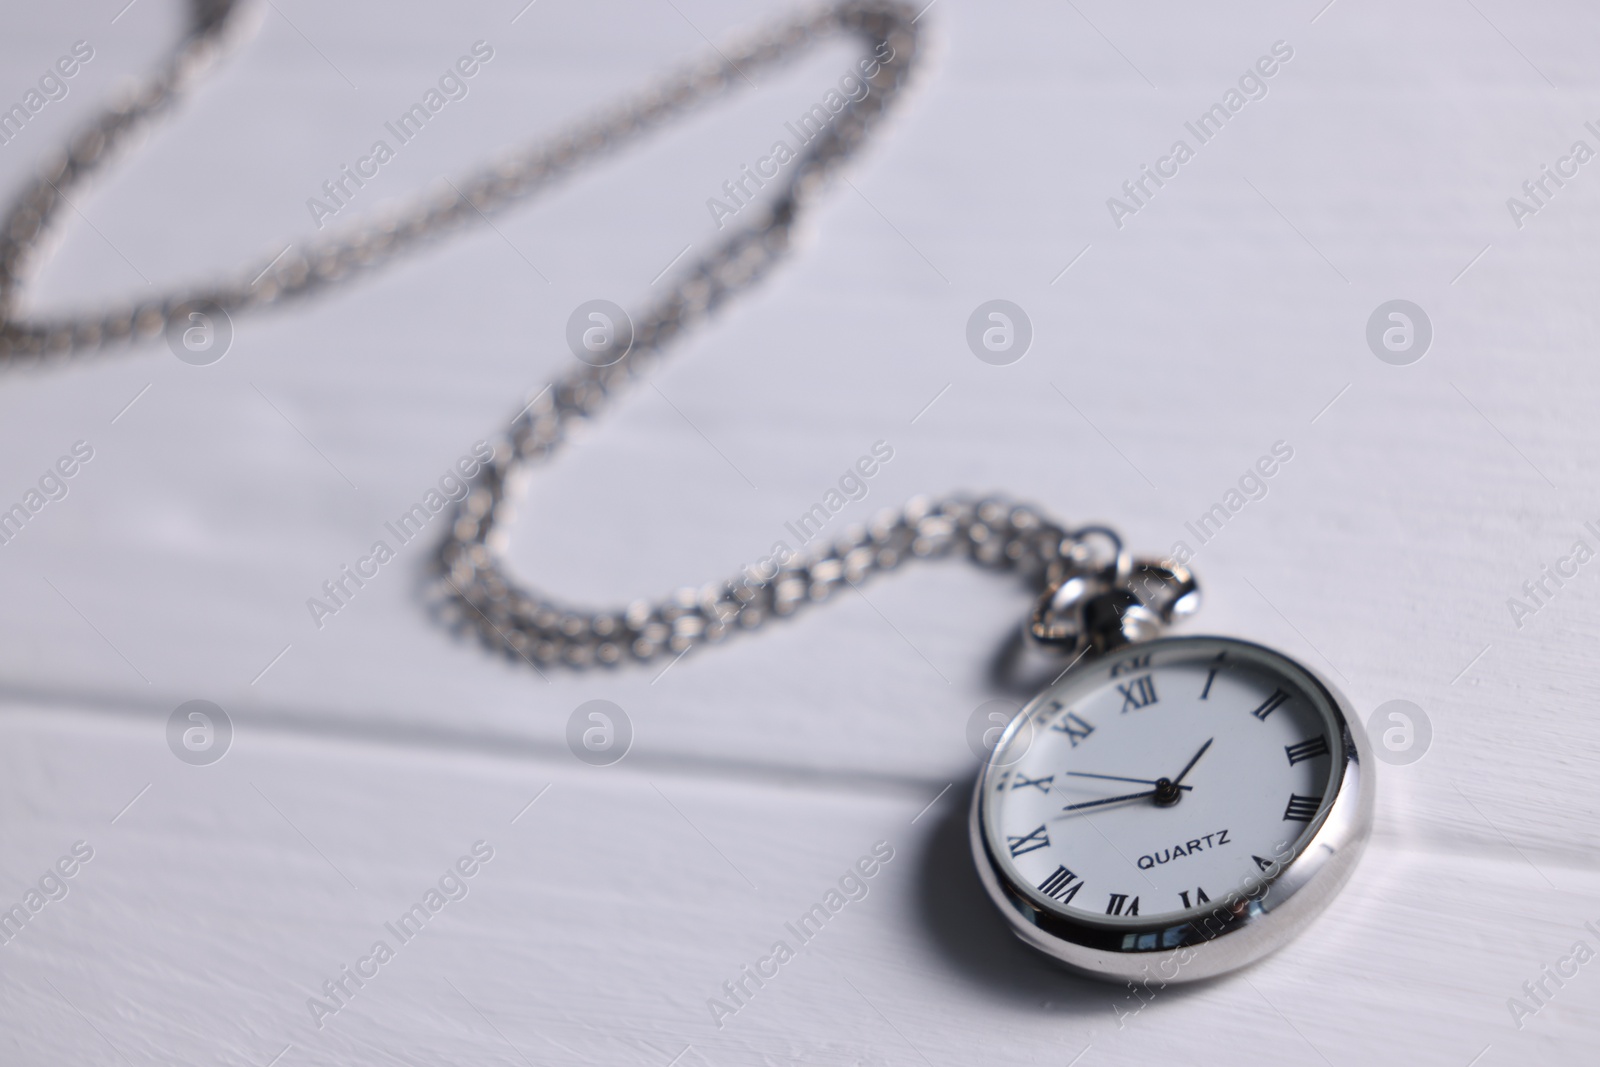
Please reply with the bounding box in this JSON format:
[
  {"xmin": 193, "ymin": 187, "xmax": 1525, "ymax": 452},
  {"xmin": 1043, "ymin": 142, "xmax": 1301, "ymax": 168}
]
[
  {"xmin": 1105, "ymin": 893, "xmax": 1140, "ymax": 916},
  {"xmin": 1007, "ymin": 825, "xmax": 1050, "ymax": 857},
  {"xmin": 1117, "ymin": 675, "xmax": 1158, "ymax": 712},
  {"xmin": 1049, "ymin": 711, "xmax": 1096, "ymax": 746},
  {"xmin": 1012, "ymin": 773, "xmax": 1054, "ymax": 793},
  {"xmin": 1110, "ymin": 653, "xmax": 1152, "ymax": 677},
  {"xmin": 1250, "ymin": 688, "xmax": 1290, "ymax": 721},
  {"xmin": 1285, "ymin": 735, "xmax": 1330, "ymax": 765},
  {"xmin": 1253, "ymin": 854, "xmax": 1274, "ymax": 871},
  {"xmin": 1200, "ymin": 652, "xmax": 1225, "ymax": 700},
  {"xmin": 1282, "ymin": 794, "xmax": 1323, "ymax": 822},
  {"xmin": 1178, "ymin": 887, "xmax": 1211, "ymax": 909},
  {"xmin": 1037, "ymin": 865, "xmax": 1083, "ymax": 904}
]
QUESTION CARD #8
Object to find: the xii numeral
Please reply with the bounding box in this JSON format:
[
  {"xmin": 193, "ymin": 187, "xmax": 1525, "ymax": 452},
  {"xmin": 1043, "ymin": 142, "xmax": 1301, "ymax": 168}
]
[
  {"xmin": 1282, "ymin": 794, "xmax": 1323, "ymax": 822},
  {"xmin": 1251, "ymin": 688, "xmax": 1290, "ymax": 721},
  {"xmin": 1285, "ymin": 736, "xmax": 1330, "ymax": 765},
  {"xmin": 1105, "ymin": 893, "xmax": 1140, "ymax": 916},
  {"xmin": 1117, "ymin": 675, "xmax": 1158, "ymax": 712},
  {"xmin": 1007, "ymin": 825, "xmax": 1050, "ymax": 857},
  {"xmin": 1050, "ymin": 711, "xmax": 1096, "ymax": 747},
  {"xmin": 1037, "ymin": 865, "xmax": 1083, "ymax": 904},
  {"xmin": 1178, "ymin": 887, "xmax": 1211, "ymax": 909}
]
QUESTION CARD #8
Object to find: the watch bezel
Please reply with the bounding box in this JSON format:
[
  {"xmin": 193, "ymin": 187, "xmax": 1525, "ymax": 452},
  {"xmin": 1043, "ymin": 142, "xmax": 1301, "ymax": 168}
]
[{"xmin": 969, "ymin": 634, "xmax": 1375, "ymax": 983}]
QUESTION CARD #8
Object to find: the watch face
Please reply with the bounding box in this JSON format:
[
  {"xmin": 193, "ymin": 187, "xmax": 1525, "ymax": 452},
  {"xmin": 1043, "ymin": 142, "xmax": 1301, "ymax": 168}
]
[{"xmin": 979, "ymin": 636, "xmax": 1348, "ymax": 927}]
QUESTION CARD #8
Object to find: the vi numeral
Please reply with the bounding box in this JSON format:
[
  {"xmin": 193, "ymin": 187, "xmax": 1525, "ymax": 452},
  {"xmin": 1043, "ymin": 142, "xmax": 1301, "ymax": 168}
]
[
  {"xmin": 1110, "ymin": 653, "xmax": 1152, "ymax": 677},
  {"xmin": 1105, "ymin": 893, "xmax": 1140, "ymax": 917},
  {"xmin": 1282, "ymin": 794, "xmax": 1323, "ymax": 822},
  {"xmin": 1007, "ymin": 825, "xmax": 1050, "ymax": 857},
  {"xmin": 1117, "ymin": 675, "xmax": 1158, "ymax": 713},
  {"xmin": 1037, "ymin": 865, "xmax": 1083, "ymax": 904}
]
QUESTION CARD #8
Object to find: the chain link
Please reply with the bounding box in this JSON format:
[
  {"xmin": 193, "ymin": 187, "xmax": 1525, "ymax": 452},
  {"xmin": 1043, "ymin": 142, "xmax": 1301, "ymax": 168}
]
[
  {"xmin": 0, "ymin": 0, "xmax": 907, "ymax": 359},
  {"xmin": 0, "ymin": 0, "xmax": 1134, "ymax": 669},
  {"xmin": 440, "ymin": 490, "xmax": 1109, "ymax": 668}
]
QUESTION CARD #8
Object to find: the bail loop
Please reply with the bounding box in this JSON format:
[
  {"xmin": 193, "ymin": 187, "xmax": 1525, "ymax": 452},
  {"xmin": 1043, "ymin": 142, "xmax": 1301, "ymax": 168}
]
[{"xmin": 1028, "ymin": 548, "xmax": 1199, "ymax": 656}]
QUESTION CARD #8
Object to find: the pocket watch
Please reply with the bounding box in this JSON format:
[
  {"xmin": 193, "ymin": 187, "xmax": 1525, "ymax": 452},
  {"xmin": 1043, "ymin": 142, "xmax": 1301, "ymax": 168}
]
[
  {"xmin": 0, "ymin": 0, "xmax": 1373, "ymax": 985},
  {"xmin": 971, "ymin": 558, "xmax": 1375, "ymax": 983}
]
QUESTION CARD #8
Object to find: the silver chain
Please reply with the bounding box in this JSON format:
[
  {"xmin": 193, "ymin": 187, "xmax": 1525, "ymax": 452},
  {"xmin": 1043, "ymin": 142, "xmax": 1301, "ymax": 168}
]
[{"xmin": 0, "ymin": 0, "xmax": 1191, "ymax": 670}]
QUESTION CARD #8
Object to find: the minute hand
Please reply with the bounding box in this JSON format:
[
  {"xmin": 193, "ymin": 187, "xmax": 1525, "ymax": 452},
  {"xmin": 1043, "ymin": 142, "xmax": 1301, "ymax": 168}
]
[
  {"xmin": 1057, "ymin": 789, "xmax": 1160, "ymax": 813},
  {"xmin": 1066, "ymin": 772, "xmax": 1193, "ymax": 789}
]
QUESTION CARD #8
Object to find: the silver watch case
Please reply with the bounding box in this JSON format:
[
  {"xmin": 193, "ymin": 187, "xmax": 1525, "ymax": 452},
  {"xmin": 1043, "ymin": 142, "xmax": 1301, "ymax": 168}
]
[{"xmin": 969, "ymin": 634, "xmax": 1375, "ymax": 984}]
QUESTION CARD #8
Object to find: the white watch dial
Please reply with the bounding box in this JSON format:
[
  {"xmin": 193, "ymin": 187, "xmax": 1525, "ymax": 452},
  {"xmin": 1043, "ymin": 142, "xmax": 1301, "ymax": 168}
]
[{"xmin": 981, "ymin": 637, "xmax": 1345, "ymax": 925}]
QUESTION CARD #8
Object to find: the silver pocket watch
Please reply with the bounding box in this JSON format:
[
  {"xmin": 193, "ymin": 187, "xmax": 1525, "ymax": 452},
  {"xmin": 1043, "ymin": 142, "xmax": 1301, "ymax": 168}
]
[
  {"xmin": 970, "ymin": 546, "xmax": 1374, "ymax": 983},
  {"xmin": 0, "ymin": 0, "xmax": 1372, "ymax": 988}
]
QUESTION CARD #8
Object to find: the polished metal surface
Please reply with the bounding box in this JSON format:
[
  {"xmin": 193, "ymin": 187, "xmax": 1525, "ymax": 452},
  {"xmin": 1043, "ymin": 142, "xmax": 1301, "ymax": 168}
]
[
  {"xmin": 970, "ymin": 635, "xmax": 1376, "ymax": 983},
  {"xmin": 1030, "ymin": 548, "xmax": 1201, "ymax": 654}
]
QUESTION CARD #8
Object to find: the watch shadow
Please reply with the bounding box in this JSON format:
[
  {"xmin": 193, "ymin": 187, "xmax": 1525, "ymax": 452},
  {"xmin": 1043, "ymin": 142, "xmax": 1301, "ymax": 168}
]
[{"xmin": 911, "ymin": 775, "xmax": 1219, "ymax": 1018}]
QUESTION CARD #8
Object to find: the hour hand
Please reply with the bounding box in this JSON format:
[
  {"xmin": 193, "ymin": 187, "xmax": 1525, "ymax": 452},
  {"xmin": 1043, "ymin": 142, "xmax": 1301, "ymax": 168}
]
[{"xmin": 1170, "ymin": 737, "xmax": 1214, "ymax": 788}]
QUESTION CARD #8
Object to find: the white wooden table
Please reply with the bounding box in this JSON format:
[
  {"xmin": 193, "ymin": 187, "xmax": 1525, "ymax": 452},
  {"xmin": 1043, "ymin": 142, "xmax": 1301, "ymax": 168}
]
[{"xmin": 1, "ymin": 1, "xmax": 1597, "ymax": 1063}]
